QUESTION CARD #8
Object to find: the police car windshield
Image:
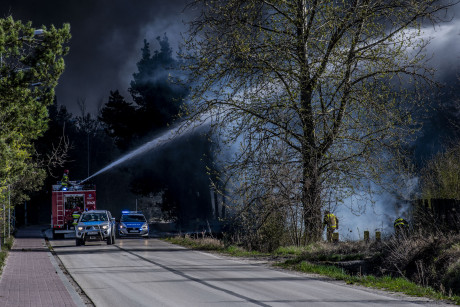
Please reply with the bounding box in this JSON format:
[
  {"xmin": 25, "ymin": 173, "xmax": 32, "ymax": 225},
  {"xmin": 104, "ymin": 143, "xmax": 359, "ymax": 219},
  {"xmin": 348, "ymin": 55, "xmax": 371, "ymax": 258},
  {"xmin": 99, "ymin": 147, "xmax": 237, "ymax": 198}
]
[
  {"xmin": 81, "ymin": 213, "xmax": 107, "ymax": 222},
  {"xmin": 121, "ymin": 215, "xmax": 146, "ymax": 222}
]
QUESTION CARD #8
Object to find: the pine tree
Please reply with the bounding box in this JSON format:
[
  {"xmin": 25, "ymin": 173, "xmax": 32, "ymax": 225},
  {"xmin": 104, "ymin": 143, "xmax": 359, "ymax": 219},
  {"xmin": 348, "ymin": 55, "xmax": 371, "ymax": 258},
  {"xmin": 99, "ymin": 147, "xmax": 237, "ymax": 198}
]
[
  {"xmin": 129, "ymin": 34, "xmax": 187, "ymax": 135},
  {"xmin": 99, "ymin": 90, "xmax": 137, "ymax": 149}
]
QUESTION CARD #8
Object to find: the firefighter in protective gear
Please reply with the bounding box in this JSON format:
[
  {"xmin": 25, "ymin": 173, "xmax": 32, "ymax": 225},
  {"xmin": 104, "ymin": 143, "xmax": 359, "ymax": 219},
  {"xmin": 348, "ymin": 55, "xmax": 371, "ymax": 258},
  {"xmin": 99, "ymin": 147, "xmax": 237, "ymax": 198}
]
[
  {"xmin": 61, "ymin": 169, "xmax": 70, "ymax": 190},
  {"xmin": 72, "ymin": 212, "xmax": 81, "ymax": 226},
  {"xmin": 323, "ymin": 210, "xmax": 339, "ymax": 242},
  {"xmin": 394, "ymin": 217, "xmax": 409, "ymax": 238}
]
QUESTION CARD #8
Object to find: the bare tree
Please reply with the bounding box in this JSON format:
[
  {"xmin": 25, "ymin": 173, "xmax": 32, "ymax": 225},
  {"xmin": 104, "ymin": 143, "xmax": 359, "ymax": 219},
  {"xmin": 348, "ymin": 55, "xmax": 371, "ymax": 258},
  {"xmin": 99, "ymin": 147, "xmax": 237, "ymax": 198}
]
[
  {"xmin": 44, "ymin": 126, "xmax": 73, "ymax": 178},
  {"xmin": 184, "ymin": 0, "xmax": 458, "ymax": 243}
]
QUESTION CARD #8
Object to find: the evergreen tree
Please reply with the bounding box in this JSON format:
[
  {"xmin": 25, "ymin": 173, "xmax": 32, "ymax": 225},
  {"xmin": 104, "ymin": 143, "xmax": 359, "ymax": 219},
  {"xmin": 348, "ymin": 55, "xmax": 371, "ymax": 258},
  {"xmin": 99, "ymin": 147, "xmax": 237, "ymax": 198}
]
[
  {"xmin": 98, "ymin": 34, "xmax": 214, "ymax": 226},
  {"xmin": 129, "ymin": 34, "xmax": 187, "ymax": 135},
  {"xmin": 99, "ymin": 90, "xmax": 137, "ymax": 149}
]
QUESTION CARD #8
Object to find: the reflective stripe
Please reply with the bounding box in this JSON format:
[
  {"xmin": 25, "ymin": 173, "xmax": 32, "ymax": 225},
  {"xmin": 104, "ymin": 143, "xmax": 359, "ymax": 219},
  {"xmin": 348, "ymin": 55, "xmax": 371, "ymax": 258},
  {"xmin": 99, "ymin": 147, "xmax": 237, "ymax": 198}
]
[
  {"xmin": 326, "ymin": 214, "xmax": 337, "ymax": 229},
  {"xmin": 394, "ymin": 218, "xmax": 408, "ymax": 227}
]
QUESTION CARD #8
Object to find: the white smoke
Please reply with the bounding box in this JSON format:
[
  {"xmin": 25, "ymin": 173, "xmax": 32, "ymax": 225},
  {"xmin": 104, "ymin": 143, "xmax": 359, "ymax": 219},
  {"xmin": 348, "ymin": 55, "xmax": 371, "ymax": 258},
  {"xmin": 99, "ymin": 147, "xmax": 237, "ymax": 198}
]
[{"xmin": 332, "ymin": 177, "xmax": 419, "ymax": 241}]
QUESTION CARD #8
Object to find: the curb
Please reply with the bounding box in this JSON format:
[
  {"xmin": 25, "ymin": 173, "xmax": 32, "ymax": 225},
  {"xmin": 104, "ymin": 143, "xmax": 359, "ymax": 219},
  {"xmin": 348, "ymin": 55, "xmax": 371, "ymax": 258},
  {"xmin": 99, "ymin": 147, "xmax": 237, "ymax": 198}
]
[{"xmin": 42, "ymin": 229, "xmax": 95, "ymax": 306}]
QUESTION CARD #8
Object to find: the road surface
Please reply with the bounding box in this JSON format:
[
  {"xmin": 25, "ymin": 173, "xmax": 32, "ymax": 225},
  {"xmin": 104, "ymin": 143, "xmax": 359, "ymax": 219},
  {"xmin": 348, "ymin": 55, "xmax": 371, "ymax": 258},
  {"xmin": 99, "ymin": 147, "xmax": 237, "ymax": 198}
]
[{"xmin": 50, "ymin": 237, "xmax": 445, "ymax": 307}]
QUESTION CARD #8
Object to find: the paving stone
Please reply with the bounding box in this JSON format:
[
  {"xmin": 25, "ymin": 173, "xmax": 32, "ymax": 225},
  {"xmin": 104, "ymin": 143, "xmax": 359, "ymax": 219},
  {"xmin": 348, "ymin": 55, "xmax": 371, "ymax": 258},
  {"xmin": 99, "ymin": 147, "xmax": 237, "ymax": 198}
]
[{"xmin": 0, "ymin": 226, "xmax": 77, "ymax": 307}]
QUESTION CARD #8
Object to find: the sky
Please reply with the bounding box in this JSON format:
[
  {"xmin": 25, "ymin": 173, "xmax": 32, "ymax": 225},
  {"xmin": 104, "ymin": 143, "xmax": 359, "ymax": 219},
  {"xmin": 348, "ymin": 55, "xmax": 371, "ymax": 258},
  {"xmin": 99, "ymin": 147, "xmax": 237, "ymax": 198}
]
[
  {"xmin": 1, "ymin": 0, "xmax": 190, "ymax": 115},
  {"xmin": 1, "ymin": 1, "xmax": 458, "ymax": 116}
]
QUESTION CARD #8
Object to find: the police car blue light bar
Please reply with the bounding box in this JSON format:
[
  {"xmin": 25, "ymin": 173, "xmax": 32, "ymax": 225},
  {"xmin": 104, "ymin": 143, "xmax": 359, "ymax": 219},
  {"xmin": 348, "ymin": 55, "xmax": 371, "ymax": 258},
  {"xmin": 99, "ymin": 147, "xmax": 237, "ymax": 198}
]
[{"xmin": 121, "ymin": 210, "xmax": 143, "ymax": 214}]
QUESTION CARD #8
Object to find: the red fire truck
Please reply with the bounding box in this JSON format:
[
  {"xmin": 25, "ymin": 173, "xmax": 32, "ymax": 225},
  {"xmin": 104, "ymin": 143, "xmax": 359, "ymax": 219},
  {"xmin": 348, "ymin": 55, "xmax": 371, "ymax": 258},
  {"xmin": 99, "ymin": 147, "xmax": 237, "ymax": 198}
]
[{"xmin": 51, "ymin": 181, "xmax": 96, "ymax": 239}]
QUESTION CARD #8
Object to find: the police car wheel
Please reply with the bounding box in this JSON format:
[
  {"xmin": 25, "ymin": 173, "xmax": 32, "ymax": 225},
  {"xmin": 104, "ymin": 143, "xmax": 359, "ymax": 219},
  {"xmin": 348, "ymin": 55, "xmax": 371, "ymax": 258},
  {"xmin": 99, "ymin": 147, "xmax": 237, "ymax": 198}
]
[{"xmin": 76, "ymin": 239, "xmax": 80, "ymax": 246}]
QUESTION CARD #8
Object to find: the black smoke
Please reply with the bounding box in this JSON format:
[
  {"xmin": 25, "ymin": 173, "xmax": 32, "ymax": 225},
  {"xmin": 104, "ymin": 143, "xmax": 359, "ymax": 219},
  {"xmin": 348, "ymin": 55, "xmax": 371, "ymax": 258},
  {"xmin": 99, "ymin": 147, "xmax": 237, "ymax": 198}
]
[{"xmin": 1, "ymin": 0, "xmax": 189, "ymax": 115}]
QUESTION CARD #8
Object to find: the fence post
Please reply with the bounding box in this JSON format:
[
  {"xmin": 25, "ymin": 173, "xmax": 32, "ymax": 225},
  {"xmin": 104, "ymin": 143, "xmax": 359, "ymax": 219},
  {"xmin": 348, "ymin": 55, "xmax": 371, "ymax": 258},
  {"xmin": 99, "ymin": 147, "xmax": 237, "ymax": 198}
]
[
  {"xmin": 375, "ymin": 231, "xmax": 381, "ymax": 242},
  {"xmin": 332, "ymin": 232, "xmax": 339, "ymax": 243}
]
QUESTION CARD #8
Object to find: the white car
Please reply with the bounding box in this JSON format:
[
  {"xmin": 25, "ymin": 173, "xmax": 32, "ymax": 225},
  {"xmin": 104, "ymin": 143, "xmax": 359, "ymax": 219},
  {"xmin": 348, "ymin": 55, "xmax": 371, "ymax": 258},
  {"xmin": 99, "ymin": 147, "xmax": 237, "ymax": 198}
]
[{"xmin": 75, "ymin": 210, "xmax": 116, "ymax": 246}]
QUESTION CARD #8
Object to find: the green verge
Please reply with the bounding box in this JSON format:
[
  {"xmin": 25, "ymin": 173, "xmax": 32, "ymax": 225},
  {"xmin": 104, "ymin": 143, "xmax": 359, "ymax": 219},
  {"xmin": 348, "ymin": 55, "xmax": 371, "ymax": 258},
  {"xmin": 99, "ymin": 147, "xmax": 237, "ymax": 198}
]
[
  {"xmin": 163, "ymin": 236, "xmax": 269, "ymax": 257},
  {"xmin": 277, "ymin": 260, "xmax": 460, "ymax": 305},
  {"xmin": 164, "ymin": 236, "xmax": 460, "ymax": 304},
  {"xmin": 0, "ymin": 237, "xmax": 14, "ymax": 274}
]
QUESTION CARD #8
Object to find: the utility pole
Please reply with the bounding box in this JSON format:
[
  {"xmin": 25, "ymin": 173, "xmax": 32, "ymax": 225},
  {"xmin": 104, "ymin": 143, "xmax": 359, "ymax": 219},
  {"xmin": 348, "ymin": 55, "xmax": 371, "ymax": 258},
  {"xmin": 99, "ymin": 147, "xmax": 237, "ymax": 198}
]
[
  {"xmin": 87, "ymin": 132, "xmax": 90, "ymax": 178},
  {"xmin": 136, "ymin": 199, "xmax": 138, "ymax": 212},
  {"xmin": 3, "ymin": 201, "xmax": 5, "ymax": 239},
  {"xmin": 8, "ymin": 185, "xmax": 11, "ymax": 238},
  {"xmin": 1, "ymin": 202, "xmax": 3, "ymax": 249}
]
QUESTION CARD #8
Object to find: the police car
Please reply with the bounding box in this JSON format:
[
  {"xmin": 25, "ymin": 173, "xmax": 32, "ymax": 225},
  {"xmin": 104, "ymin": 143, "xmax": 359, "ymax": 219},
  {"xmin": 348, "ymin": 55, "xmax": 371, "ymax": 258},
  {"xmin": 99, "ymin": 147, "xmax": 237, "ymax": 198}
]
[{"xmin": 118, "ymin": 211, "xmax": 149, "ymax": 238}]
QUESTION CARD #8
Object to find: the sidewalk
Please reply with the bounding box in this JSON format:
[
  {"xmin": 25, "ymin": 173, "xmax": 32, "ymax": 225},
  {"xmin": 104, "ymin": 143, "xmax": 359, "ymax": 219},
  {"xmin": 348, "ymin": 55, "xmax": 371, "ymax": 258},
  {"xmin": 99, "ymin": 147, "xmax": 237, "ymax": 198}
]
[{"xmin": 0, "ymin": 225, "xmax": 84, "ymax": 307}]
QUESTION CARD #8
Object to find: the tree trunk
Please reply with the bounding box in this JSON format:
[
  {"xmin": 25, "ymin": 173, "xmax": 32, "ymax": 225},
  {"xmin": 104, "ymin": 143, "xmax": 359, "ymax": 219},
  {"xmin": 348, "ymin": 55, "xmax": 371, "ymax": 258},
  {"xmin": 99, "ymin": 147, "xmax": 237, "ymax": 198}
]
[
  {"xmin": 297, "ymin": 0, "xmax": 322, "ymax": 244},
  {"xmin": 302, "ymin": 157, "xmax": 323, "ymax": 244}
]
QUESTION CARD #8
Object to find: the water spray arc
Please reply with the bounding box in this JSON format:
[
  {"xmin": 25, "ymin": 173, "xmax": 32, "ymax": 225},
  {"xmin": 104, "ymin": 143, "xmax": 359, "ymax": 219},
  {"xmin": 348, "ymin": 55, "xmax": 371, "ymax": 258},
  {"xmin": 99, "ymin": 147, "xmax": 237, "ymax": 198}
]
[{"xmin": 80, "ymin": 116, "xmax": 210, "ymax": 183}]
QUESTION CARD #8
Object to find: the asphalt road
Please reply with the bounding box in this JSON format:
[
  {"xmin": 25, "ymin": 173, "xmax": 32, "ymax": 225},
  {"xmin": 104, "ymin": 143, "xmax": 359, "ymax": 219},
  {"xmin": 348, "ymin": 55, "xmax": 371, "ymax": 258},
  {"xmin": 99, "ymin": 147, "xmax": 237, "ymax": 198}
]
[{"xmin": 50, "ymin": 237, "xmax": 445, "ymax": 307}]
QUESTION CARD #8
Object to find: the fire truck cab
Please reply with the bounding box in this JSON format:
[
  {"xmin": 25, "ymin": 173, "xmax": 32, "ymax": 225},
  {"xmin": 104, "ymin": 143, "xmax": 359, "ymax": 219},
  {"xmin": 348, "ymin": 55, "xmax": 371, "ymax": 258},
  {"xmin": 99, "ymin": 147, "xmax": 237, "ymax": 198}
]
[{"xmin": 51, "ymin": 181, "xmax": 96, "ymax": 239}]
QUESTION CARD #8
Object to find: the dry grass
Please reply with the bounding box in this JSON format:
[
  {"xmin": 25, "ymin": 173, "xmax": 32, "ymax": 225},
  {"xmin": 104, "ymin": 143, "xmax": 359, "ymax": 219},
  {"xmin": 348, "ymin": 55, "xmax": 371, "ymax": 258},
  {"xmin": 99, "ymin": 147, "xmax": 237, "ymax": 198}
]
[
  {"xmin": 290, "ymin": 240, "xmax": 379, "ymax": 262},
  {"xmin": 381, "ymin": 231, "xmax": 460, "ymax": 296},
  {"xmin": 166, "ymin": 235, "xmax": 225, "ymax": 250}
]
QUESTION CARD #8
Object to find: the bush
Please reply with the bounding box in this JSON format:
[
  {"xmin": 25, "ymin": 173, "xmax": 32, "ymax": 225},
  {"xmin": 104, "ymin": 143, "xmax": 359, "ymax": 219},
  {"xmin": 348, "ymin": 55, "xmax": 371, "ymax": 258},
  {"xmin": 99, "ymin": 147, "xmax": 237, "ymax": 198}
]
[
  {"xmin": 443, "ymin": 262, "xmax": 460, "ymax": 296},
  {"xmin": 381, "ymin": 232, "xmax": 460, "ymax": 296},
  {"xmin": 0, "ymin": 236, "xmax": 14, "ymax": 272}
]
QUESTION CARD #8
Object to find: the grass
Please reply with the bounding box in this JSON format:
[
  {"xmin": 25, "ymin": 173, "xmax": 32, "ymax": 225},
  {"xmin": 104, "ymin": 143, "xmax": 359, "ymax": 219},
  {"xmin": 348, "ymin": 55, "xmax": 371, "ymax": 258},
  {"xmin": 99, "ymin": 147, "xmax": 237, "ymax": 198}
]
[
  {"xmin": 0, "ymin": 236, "xmax": 14, "ymax": 274},
  {"xmin": 164, "ymin": 236, "xmax": 269, "ymax": 257},
  {"xmin": 165, "ymin": 235, "xmax": 460, "ymax": 305},
  {"xmin": 274, "ymin": 241, "xmax": 372, "ymax": 261},
  {"xmin": 277, "ymin": 260, "xmax": 460, "ymax": 305}
]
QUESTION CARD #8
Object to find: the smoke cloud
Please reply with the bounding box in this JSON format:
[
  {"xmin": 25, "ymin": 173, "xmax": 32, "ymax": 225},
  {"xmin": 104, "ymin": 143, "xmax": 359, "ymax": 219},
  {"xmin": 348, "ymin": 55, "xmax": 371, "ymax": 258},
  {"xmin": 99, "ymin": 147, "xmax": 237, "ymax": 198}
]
[{"xmin": 1, "ymin": 0, "xmax": 189, "ymax": 115}]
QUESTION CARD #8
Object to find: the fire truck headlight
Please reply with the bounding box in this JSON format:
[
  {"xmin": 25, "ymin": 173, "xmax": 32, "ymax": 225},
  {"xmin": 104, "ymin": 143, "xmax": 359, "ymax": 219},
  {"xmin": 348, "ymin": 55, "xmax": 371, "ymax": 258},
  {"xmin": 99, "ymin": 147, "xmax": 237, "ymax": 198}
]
[{"xmin": 77, "ymin": 226, "xmax": 84, "ymax": 231}]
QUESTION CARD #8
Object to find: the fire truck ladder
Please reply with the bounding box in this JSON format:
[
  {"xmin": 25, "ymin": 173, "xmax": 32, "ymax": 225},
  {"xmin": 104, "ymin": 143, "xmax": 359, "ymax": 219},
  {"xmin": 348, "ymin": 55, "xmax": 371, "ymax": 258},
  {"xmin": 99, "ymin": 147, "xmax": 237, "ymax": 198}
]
[{"xmin": 56, "ymin": 192, "xmax": 65, "ymax": 227}]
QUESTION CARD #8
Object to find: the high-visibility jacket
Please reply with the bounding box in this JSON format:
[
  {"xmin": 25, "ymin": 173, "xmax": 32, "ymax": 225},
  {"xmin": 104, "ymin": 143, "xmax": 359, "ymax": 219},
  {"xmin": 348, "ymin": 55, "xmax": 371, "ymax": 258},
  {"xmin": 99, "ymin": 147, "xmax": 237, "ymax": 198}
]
[
  {"xmin": 324, "ymin": 213, "xmax": 338, "ymax": 229},
  {"xmin": 61, "ymin": 174, "xmax": 69, "ymax": 186},
  {"xmin": 394, "ymin": 218, "xmax": 408, "ymax": 229},
  {"xmin": 72, "ymin": 212, "xmax": 81, "ymax": 226}
]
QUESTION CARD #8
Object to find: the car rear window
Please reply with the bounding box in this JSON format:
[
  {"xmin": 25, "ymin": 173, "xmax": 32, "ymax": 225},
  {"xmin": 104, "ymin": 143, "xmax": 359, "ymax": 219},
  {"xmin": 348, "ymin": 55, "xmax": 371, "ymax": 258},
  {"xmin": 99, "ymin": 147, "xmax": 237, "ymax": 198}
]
[{"xmin": 121, "ymin": 215, "xmax": 146, "ymax": 222}]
